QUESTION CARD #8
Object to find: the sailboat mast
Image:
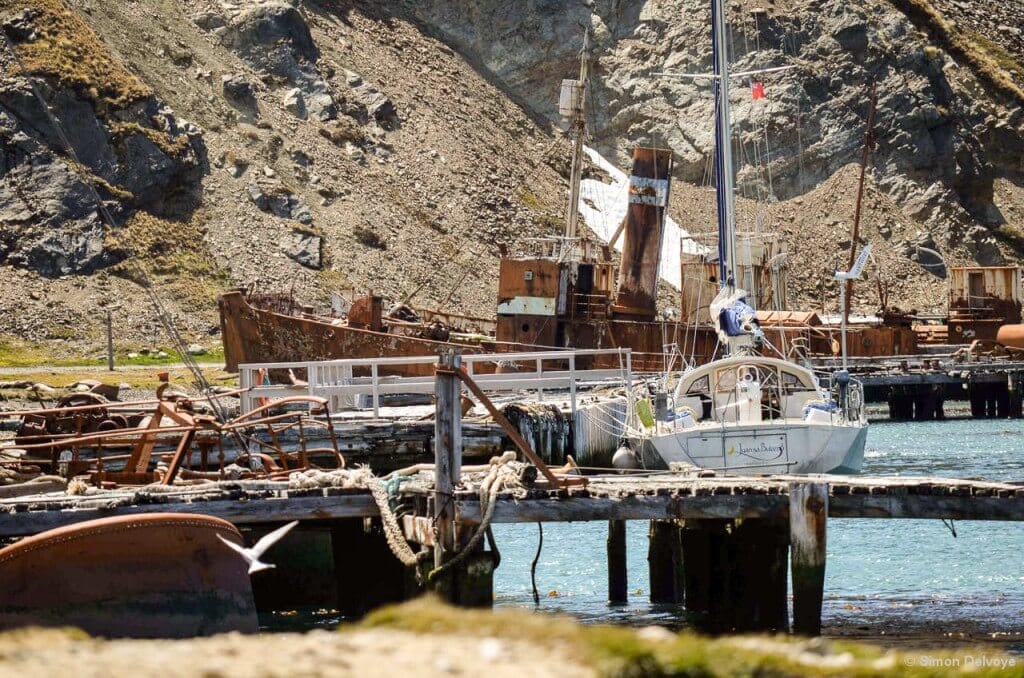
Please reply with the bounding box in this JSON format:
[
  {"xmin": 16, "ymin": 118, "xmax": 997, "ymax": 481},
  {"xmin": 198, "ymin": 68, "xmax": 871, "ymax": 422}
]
[
  {"xmin": 711, "ymin": 0, "xmax": 738, "ymax": 291},
  {"xmin": 565, "ymin": 29, "xmax": 592, "ymax": 242}
]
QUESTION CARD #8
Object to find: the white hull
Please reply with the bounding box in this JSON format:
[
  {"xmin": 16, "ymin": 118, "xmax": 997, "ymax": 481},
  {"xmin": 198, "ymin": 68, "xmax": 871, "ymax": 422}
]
[{"xmin": 645, "ymin": 420, "xmax": 867, "ymax": 475}]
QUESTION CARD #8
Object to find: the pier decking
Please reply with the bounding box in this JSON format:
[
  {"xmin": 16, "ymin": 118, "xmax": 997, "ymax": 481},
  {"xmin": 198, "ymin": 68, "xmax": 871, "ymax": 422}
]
[
  {"xmin": 1, "ymin": 474, "xmax": 1022, "ymax": 538},
  {"xmin": 4, "ymin": 348, "xmax": 1024, "ymax": 637}
]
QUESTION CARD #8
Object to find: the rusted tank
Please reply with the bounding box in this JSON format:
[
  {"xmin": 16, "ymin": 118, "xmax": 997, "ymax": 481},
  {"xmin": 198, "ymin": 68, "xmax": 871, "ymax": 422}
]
[
  {"xmin": 613, "ymin": 147, "xmax": 673, "ymax": 319},
  {"xmin": 996, "ymin": 324, "xmax": 1024, "ymax": 350},
  {"xmin": 0, "ymin": 513, "xmax": 257, "ymax": 637}
]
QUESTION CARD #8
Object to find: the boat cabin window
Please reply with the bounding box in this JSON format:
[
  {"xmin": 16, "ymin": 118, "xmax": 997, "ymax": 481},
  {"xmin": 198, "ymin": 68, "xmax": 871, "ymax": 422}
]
[{"xmin": 686, "ymin": 375, "xmax": 709, "ymax": 394}]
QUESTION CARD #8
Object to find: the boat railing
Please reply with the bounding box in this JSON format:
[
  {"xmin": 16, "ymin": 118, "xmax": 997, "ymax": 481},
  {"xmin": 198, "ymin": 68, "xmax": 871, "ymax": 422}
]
[{"xmin": 238, "ymin": 348, "xmax": 633, "ymax": 418}]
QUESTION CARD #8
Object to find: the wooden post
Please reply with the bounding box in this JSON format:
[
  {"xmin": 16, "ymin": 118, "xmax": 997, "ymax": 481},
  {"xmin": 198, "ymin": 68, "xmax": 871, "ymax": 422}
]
[
  {"xmin": 648, "ymin": 520, "xmax": 683, "ymax": 604},
  {"xmin": 332, "ymin": 518, "xmax": 415, "ymax": 616},
  {"xmin": 731, "ymin": 519, "xmax": 789, "ymax": 633},
  {"xmin": 789, "ymin": 482, "xmax": 828, "ymax": 636},
  {"xmin": 106, "ymin": 310, "xmax": 114, "ymax": 371},
  {"xmin": 607, "ymin": 519, "xmax": 627, "ymax": 604},
  {"xmin": 433, "ymin": 350, "xmax": 462, "ymax": 597}
]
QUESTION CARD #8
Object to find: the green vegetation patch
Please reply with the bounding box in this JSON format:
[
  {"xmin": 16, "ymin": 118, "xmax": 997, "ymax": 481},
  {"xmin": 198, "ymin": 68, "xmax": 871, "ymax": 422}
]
[
  {"xmin": 106, "ymin": 212, "xmax": 230, "ymax": 306},
  {"xmin": 0, "ymin": 334, "xmax": 226, "ymax": 369},
  {"xmin": 5, "ymin": 0, "xmax": 152, "ymax": 111},
  {"xmin": 968, "ymin": 33, "xmax": 1024, "ymax": 83},
  {"xmin": 360, "ymin": 598, "xmax": 1021, "ymax": 677},
  {"xmin": 884, "ymin": 0, "xmax": 1024, "ymax": 105}
]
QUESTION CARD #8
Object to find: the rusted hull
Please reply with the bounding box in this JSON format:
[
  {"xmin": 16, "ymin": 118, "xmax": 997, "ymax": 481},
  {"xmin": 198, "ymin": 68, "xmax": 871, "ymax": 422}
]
[
  {"xmin": 0, "ymin": 513, "xmax": 257, "ymax": 638},
  {"xmin": 220, "ymin": 291, "xmax": 489, "ymax": 375}
]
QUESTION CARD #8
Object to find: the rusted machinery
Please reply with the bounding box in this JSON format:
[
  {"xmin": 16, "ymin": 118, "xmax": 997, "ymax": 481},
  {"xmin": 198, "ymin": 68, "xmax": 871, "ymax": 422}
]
[{"xmin": 1, "ymin": 390, "xmax": 345, "ymax": 488}]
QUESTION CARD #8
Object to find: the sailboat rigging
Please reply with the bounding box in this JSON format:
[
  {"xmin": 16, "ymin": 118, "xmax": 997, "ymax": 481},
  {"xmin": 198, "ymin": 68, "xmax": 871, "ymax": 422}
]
[{"xmin": 632, "ymin": 0, "xmax": 868, "ymax": 475}]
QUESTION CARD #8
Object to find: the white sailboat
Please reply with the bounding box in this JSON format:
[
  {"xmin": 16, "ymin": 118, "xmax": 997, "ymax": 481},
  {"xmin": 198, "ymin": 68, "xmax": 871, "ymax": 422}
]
[{"xmin": 632, "ymin": 0, "xmax": 867, "ymax": 475}]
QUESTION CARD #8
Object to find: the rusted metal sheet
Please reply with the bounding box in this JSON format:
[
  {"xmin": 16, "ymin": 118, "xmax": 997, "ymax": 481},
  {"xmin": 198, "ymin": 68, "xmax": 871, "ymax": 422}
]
[
  {"xmin": 948, "ymin": 266, "xmax": 1022, "ymax": 331},
  {"xmin": 997, "ymin": 324, "xmax": 1024, "ymax": 349},
  {"xmin": 0, "ymin": 513, "xmax": 257, "ymax": 637},
  {"xmin": 496, "ymin": 259, "xmax": 562, "ymax": 305},
  {"xmin": 757, "ymin": 310, "xmax": 822, "ymax": 327},
  {"xmin": 495, "ymin": 314, "xmax": 558, "ymax": 351},
  {"xmin": 348, "ymin": 295, "xmax": 384, "ymax": 331},
  {"xmin": 614, "ymin": 147, "xmax": 673, "ymax": 319},
  {"xmin": 761, "ymin": 325, "xmax": 917, "ymax": 359}
]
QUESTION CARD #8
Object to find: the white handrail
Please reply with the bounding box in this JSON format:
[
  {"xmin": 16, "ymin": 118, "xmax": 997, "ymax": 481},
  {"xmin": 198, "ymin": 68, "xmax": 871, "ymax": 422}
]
[{"xmin": 238, "ymin": 348, "xmax": 633, "ymax": 418}]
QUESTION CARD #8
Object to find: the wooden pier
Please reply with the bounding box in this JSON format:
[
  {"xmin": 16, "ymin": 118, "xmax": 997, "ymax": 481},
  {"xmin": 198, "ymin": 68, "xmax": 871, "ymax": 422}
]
[
  {"xmin": 3, "ymin": 349, "xmax": 1024, "ymax": 636},
  {"xmin": 2, "ymin": 471, "xmax": 1022, "ymax": 634},
  {"xmin": 812, "ymin": 353, "xmax": 1024, "ymax": 420}
]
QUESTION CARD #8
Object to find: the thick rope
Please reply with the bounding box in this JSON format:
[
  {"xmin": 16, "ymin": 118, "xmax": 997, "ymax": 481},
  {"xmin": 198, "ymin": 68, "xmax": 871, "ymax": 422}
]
[
  {"xmin": 287, "ymin": 466, "xmax": 426, "ymax": 568},
  {"xmin": 426, "ymin": 451, "xmax": 519, "ymax": 584},
  {"xmin": 366, "ymin": 476, "xmax": 429, "ymax": 568}
]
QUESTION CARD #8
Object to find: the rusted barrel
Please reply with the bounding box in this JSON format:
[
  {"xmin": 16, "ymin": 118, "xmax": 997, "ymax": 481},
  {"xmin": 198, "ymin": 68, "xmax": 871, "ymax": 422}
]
[
  {"xmin": 0, "ymin": 513, "xmax": 257, "ymax": 638},
  {"xmin": 996, "ymin": 324, "xmax": 1024, "ymax": 349}
]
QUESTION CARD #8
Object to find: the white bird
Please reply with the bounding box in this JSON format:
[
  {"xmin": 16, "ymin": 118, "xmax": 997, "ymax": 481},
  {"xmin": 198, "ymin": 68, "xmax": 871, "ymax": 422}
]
[{"xmin": 217, "ymin": 521, "xmax": 299, "ymax": 574}]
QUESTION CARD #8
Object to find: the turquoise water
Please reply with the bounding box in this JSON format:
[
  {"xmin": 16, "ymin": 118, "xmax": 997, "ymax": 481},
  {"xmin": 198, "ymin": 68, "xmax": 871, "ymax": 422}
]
[{"xmin": 491, "ymin": 417, "xmax": 1024, "ymax": 646}]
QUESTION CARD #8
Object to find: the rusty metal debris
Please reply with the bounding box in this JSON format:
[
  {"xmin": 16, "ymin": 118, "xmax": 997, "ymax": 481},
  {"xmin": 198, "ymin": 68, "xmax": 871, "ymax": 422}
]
[{"xmin": 1, "ymin": 390, "xmax": 345, "ymax": 488}]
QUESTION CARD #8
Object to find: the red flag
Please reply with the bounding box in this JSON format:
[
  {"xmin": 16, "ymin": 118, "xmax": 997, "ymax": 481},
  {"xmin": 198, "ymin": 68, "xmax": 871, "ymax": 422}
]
[{"xmin": 751, "ymin": 81, "xmax": 765, "ymax": 100}]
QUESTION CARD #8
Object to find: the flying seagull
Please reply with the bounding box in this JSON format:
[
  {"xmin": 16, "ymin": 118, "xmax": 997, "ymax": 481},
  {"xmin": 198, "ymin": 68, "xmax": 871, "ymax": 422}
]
[{"xmin": 217, "ymin": 521, "xmax": 299, "ymax": 574}]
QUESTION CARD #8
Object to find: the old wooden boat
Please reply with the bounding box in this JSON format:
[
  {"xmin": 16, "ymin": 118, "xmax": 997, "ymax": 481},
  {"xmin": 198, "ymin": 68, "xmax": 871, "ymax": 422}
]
[{"xmin": 0, "ymin": 513, "xmax": 258, "ymax": 637}]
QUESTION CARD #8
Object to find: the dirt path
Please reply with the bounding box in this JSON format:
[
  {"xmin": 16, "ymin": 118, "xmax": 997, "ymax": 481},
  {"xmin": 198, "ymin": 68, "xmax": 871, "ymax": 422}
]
[{"xmin": 0, "ymin": 627, "xmax": 593, "ymax": 678}]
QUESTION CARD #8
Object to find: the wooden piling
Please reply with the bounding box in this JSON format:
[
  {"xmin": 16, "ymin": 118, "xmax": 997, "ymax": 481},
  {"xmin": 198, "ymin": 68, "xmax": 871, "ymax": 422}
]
[
  {"xmin": 648, "ymin": 519, "xmax": 684, "ymax": 604},
  {"xmin": 250, "ymin": 525, "xmax": 337, "ymax": 612},
  {"xmin": 731, "ymin": 519, "xmax": 789, "ymax": 633},
  {"xmin": 333, "ymin": 518, "xmax": 415, "ymax": 616},
  {"xmin": 433, "ymin": 351, "xmax": 462, "ymax": 572},
  {"xmin": 607, "ymin": 520, "xmax": 628, "ymax": 604},
  {"xmin": 789, "ymin": 482, "xmax": 828, "ymax": 636}
]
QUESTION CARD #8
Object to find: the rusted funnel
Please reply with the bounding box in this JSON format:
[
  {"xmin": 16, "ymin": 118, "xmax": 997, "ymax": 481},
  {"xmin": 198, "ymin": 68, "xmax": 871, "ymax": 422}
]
[
  {"xmin": 0, "ymin": 513, "xmax": 258, "ymax": 638},
  {"xmin": 613, "ymin": 147, "xmax": 673, "ymax": 319}
]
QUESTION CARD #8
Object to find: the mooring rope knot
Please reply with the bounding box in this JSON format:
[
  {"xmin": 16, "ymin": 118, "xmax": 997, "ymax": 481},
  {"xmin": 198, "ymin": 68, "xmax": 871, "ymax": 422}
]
[{"xmin": 425, "ymin": 451, "xmax": 521, "ymax": 584}]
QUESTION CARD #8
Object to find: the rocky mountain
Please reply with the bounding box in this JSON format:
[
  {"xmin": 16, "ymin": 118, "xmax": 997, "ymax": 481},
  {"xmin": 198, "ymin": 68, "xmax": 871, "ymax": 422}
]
[{"xmin": 0, "ymin": 0, "xmax": 1022, "ymax": 356}]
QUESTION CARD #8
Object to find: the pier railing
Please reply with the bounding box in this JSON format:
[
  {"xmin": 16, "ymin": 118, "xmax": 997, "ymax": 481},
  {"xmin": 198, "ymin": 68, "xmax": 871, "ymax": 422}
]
[{"xmin": 238, "ymin": 348, "xmax": 633, "ymax": 418}]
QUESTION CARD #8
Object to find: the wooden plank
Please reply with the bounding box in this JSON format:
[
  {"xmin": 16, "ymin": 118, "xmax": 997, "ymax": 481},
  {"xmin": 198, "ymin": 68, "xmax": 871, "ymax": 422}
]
[
  {"xmin": 830, "ymin": 494, "xmax": 1024, "ymax": 520},
  {"xmin": 0, "ymin": 494, "xmax": 379, "ymax": 537},
  {"xmin": 455, "ymin": 495, "xmax": 789, "ymax": 523},
  {"xmin": 790, "ymin": 482, "xmax": 827, "ymax": 636}
]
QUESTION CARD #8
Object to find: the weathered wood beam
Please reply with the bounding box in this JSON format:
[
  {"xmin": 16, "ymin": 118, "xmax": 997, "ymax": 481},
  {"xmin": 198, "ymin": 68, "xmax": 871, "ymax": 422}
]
[
  {"xmin": 829, "ymin": 495, "xmax": 1024, "ymax": 520},
  {"xmin": 0, "ymin": 494, "xmax": 379, "ymax": 538},
  {"xmin": 790, "ymin": 482, "xmax": 827, "ymax": 636},
  {"xmin": 432, "ymin": 350, "xmax": 462, "ymax": 601},
  {"xmin": 456, "ymin": 495, "xmax": 790, "ymax": 523}
]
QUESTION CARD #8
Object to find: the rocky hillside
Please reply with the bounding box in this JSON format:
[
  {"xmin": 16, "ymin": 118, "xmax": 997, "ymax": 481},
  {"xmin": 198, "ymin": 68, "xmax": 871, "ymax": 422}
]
[{"xmin": 0, "ymin": 0, "xmax": 1022, "ymax": 357}]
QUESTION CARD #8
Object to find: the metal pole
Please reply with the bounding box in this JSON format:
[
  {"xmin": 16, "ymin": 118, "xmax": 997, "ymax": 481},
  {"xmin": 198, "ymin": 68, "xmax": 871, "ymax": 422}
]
[
  {"xmin": 565, "ymin": 28, "xmax": 591, "ymax": 243},
  {"xmin": 839, "ymin": 282, "xmax": 848, "ymax": 370},
  {"xmin": 106, "ymin": 310, "xmax": 114, "ymax": 371}
]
